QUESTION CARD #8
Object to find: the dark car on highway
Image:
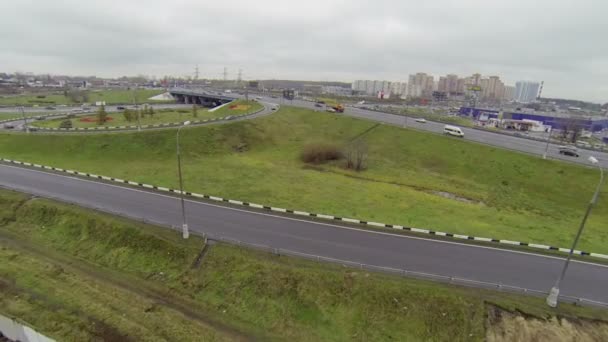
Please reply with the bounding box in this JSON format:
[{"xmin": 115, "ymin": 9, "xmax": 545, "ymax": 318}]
[
  {"xmin": 3, "ymin": 123, "xmax": 15, "ymax": 129},
  {"xmin": 117, "ymin": 106, "xmax": 126, "ymax": 110},
  {"xmin": 558, "ymin": 146, "xmax": 579, "ymax": 157}
]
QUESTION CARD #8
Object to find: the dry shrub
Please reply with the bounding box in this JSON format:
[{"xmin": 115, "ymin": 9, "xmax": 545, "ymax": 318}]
[{"xmin": 300, "ymin": 143, "xmax": 343, "ymax": 164}]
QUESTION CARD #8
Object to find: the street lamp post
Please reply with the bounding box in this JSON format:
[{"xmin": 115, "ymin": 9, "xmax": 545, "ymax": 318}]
[
  {"xmin": 543, "ymin": 127, "xmax": 553, "ymax": 159},
  {"xmin": 546, "ymin": 156, "xmax": 605, "ymax": 307},
  {"xmin": 176, "ymin": 121, "xmax": 192, "ymax": 239},
  {"xmin": 20, "ymin": 106, "xmax": 29, "ymax": 133}
]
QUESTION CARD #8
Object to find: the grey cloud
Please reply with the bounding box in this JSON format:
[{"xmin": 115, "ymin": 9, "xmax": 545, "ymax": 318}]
[{"xmin": 0, "ymin": 0, "xmax": 606, "ymax": 102}]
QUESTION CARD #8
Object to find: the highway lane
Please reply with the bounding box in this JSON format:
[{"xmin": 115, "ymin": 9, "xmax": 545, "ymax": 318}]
[
  {"xmin": 346, "ymin": 107, "xmax": 608, "ymax": 168},
  {"xmin": 1, "ymin": 163, "xmax": 607, "ymax": 304}
]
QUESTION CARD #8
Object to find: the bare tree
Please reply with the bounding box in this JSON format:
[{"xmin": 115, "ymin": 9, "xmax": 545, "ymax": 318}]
[
  {"xmin": 345, "ymin": 139, "xmax": 368, "ymax": 171},
  {"xmin": 97, "ymin": 105, "xmax": 107, "ymax": 125},
  {"xmin": 558, "ymin": 117, "xmax": 583, "ymax": 143}
]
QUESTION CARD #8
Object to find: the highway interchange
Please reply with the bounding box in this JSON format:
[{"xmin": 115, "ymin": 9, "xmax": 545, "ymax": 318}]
[
  {"xmin": 0, "ymin": 102, "xmax": 275, "ymax": 132},
  {"xmin": 0, "ymin": 92, "xmax": 607, "ymax": 306}
]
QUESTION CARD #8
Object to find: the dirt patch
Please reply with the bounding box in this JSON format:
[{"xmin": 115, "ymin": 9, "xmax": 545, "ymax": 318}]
[
  {"xmin": 229, "ymin": 104, "xmax": 251, "ymax": 111},
  {"xmin": 431, "ymin": 191, "xmax": 483, "ymax": 205},
  {"xmin": 487, "ymin": 306, "xmax": 608, "ymax": 342},
  {"xmin": 80, "ymin": 116, "xmax": 113, "ymax": 123}
]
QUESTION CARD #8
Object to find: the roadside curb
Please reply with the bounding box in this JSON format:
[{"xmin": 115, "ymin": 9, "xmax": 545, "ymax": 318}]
[{"xmin": 2, "ymin": 157, "xmax": 606, "ymax": 260}]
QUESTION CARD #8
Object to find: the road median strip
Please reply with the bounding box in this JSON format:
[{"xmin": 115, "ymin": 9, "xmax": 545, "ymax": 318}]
[{"xmin": 1, "ymin": 156, "xmax": 606, "ymax": 260}]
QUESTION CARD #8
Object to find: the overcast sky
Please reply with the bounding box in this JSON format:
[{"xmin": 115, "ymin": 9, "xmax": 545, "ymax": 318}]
[{"xmin": 1, "ymin": 0, "xmax": 606, "ymax": 102}]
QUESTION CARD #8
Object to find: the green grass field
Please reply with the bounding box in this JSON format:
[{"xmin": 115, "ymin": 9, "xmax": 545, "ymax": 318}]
[
  {"xmin": 1, "ymin": 189, "xmax": 606, "ymax": 341},
  {"xmin": 0, "ymin": 106, "xmax": 606, "ymax": 253},
  {"xmin": 0, "ymin": 89, "xmax": 165, "ymax": 106},
  {"xmin": 31, "ymin": 100, "xmax": 263, "ymax": 128}
]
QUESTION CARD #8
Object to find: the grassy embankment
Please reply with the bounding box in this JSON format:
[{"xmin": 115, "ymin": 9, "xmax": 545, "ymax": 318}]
[
  {"xmin": 1, "ymin": 188, "xmax": 607, "ymax": 341},
  {"xmin": 0, "ymin": 89, "xmax": 165, "ymax": 106},
  {"xmin": 0, "ymin": 106, "xmax": 606, "ymax": 253},
  {"xmin": 31, "ymin": 100, "xmax": 263, "ymax": 128}
]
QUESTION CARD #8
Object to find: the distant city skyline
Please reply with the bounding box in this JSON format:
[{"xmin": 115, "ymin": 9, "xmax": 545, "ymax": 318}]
[{"xmin": 1, "ymin": 1, "xmax": 606, "ymax": 102}]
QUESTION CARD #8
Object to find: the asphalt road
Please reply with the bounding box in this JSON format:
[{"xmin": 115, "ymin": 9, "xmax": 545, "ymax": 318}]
[{"xmin": 1, "ymin": 163, "xmax": 607, "ymax": 304}]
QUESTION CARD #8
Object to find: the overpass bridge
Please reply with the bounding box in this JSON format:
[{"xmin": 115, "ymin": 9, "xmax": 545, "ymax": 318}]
[{"xmin": 169, "ymin": 88, "xmax": 237, "ymax": 107}]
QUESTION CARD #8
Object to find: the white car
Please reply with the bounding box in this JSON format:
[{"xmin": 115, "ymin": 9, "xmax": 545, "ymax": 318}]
[
  {"xmin": 443, "ymin": 125, "xmax": 464, "ymax": 137},
  {"xmin": 415, "ymin": 118, "xmax": 427, "ymax": 123}
]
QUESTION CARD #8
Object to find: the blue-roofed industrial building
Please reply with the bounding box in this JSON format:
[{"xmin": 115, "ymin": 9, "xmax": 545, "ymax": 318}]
[{"xmin": 459, "ymin": 107, "xmax": 608, "ymax": 132}]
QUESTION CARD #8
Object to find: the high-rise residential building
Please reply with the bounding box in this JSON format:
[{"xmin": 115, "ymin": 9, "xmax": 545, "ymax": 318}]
[
  {"xmin": 352, "ymin": 80, "xmax": 396, "ymax": 96},
  {"xmin": 365, "ymin": 80, "xmax": 376, "ymax": 95},
  {"xmin": 503, "ymin": 85, "xmax": 515, "ymax": 101},
  {"xmin": 465, "ymin": 73, "xmax": 482, "ymax": 87},
  {"xmin": 390, "ymin": 82, "xmax": 407, "ymax": 96},
  {"xmin": 486, "ymin": 76, "xmax": 505, "ymax": 100},
  {"xmin": 407, "ymin": 84, "xmax": 423, "ymax": 97},
  {"xmin": 456, "ymin": 78, "xmax": 466, "ymax": 93},
  {"xmin": 514, "ymin": 81, "xmax": 540, "ymax": 103},
  {"xmin": 446, "ymin": 74, "xmax": 459, "ymax": 94},
  {"xmin": 437, "ymin": 76, "xmax": 447, "ymax": 92},
  {"xmin": 479, "ymin": 78, "xmax": 489, "ymax": 96},
  {"xmin": 408, "ymin": 73, "xmax": 434, "ymax": 96}
]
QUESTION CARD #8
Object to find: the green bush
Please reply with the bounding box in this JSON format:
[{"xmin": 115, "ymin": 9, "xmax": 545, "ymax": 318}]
[{"xmin": 59, "ymin": 120, "xmax": 72, "ymax": 129}]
